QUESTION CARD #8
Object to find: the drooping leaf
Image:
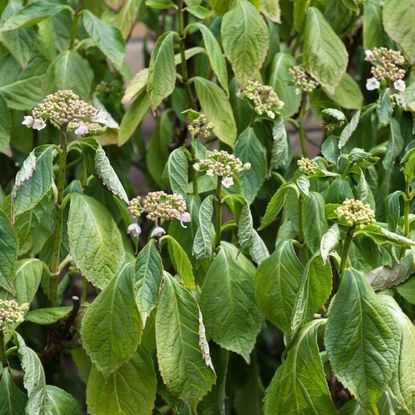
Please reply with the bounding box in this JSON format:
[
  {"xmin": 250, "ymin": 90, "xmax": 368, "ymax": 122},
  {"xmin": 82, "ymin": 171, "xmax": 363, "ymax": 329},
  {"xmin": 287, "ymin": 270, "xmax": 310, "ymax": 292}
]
[
  {"xmin": 68, "ymin": 193, "xmax": 125, "ymax": 289},
  {"xmin": 46, "ymin": 386, "xmax": 82, "ymax": 415},
  {"xmin": 192, "ymin": 195, "xmax": 215, "ymax": 260},
  {"xmin": 0, "ymin": 367, "xmax": 27, "ymax": 415},
  {"xmin": 249, "ymin": 229, "xmax": 270, "ymax": 265},
  {"xmin": 81, "ymin": 262, "xmax": 141, "ymax": 378},
  {"xmin": 255, "ymin": 240, "xmax": 303, "ymax": 334},
  {"xmin": 221, "ymin": 0, "xmax": 269, "ymax": 83},
  {"xmin": 200, "ymin": 242, "xmax": 262, "ymax": 362},
  {"xmin": 25, "ymin": 307, "xmax": 72, "ymax": 325},
  {"xmin": 303, "ymin": 7, "xmax": 348, "ymax": 93},
  {"xmin": 156, "ymin": 273, "xmax": 215, "ymax": 408},
  {"xmin": 320, "ymin": 223, "xmax": 340, "ymax": 264},
  {"xmin": 338, "ymin": 110, "xmax": 361, "ymax": 149},
  {"xmin": 86, "ymin": 347, "xmax": 157, "ymax": 415},
  {"xmin": 0, "ymin": 209, "xmax": 18, "ymax": 293},
  {"xmin": 238, "ymin": 204, "xmax": 253, "ymax": 251},
  {"xmin": 122, "ymin": 68, "xmax": 149, "ymax": 104},
  {"xmin": 270, "ymin": 117, "xmax": 289, "ymax": 171},
  {"xmin": 325, "ymin": 268, "xmax": 400, "ymax": 410},
  {"xmin": 264, "ymin": 320, "xmax": 337, "ymax": 415},
  {"xmin": 167, "ymin": 147, "xmax": 189, "ymax": 196}
]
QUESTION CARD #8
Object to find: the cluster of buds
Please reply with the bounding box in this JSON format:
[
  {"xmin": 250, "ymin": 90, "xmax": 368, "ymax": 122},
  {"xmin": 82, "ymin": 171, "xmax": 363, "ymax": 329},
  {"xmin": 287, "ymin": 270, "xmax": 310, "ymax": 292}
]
[
  {"xmin": 188, "ymin": 114, "xmax": 213, "ymax": 138},
  {"xmin": 365, "ymin": 48, "xmax": 406, "ymax": 91},
  {"xmin": 22, "ymin": 89, "xmax": 107, "ymax": 136},
  {"xmin": 297, "ymin": 157, "xmax": 318, "ymax": 176},
  {"xmin": 95, "ymin": 80, "xmax": 123, "ymax": 97},
  {"xmin": 0, "ymin": 300, "xmax": 29, "ymax": 332},
  {"xmin": 335, "ymin": 198, "xmax": 376, "ymax": 228},
  {"xmin": 240, "ymin": 80, "xmax": 284, "ymax": 119},
  {"xmin": 194, "ymin": 150, "xmax": 250, "ymax": 188},
  {"xmin": 321, "ymin": 108, "xmax": 346, "ymax": 132},
  {"xmin": 289, "ymin": 66, "xmax": 319, "ymax": 92},
  {"xmin": 127, "ymin": 192, "xmax": 191, "ymax": 238}
]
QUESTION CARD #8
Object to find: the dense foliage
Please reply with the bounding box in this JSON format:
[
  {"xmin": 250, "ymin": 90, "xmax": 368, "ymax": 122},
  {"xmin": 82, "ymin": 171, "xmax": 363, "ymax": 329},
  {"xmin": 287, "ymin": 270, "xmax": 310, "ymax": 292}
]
[{"xmin": 1, "ymin": 0, "xmax": 415, "ymax": 414}]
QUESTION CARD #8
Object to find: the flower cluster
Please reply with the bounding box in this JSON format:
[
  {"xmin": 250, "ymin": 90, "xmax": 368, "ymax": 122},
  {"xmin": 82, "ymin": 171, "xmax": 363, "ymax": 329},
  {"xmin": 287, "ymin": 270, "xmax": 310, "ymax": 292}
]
[
  {"xmin": 240, "ymin": 80, "xmax": 284, "ymax": 119},
  {"xmin": 0, "ymin": 300, "xmax": 29, "ymax": 332},
  {"xmin": 297, "ymin": 157, "xmax": 318, "ymax": 175},
  {"xmin": 188, "ymin": 114, "xmax": 213, "ymax": 138},
  {"xmin": 335, "ymin": 198, "xmax": 376, "ymax": 228},
  {"xmin": 365, "ymin": 48, "xmax": 406, "ymax": 91},
  {"xmin": 289, "ymin": 66, "xmax": 319, "ymax": 92},
  {"xmin": 95, "ymin": 80, "xmax": 123, "ymax": 97},
  {"xmin": 194, "ymin": 150, "xmax": 250, "ymax": 188},
  {"xmin": 22, "ymin": 90, "xmax": 106, "ymax": 136}
]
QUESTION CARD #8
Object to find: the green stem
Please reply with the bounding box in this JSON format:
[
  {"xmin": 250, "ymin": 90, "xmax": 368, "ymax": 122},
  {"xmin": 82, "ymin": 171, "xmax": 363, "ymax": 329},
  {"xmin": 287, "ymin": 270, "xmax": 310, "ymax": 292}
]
[
  {"xmin": 81, "ymin": 276, "xmax": 88, "ymax": 303},
  {"xmin": 298, "ymin": 195, "xmax": 309, "ymax": 261},
  {"xmin": 404, "ymin": 181, "xmax": 411, "ymax": 238},
  {"xmin": 214, "ymin": 178, "xmax": 222, "ymax": 246},
  {"xmin": 50, "ymin": 128, "xmax": 68, "ymax": 306},
  {"xmin": 298, "ymin": 95, "xmax": 308, "ymax": 157},
  {"xmin": 340, "ymin": 228, "xmax": 354, "ymax": 276},
  {"xmin": 70, "ymin": 11, "xmax": 79, "ymax": 50},
  {"xmin": 0, "ymin": 333, "xmax": 6, "ymax": 366},
  {"xmin": 191, "ymin": 146, "xmax": 199, "ymax": 195}
]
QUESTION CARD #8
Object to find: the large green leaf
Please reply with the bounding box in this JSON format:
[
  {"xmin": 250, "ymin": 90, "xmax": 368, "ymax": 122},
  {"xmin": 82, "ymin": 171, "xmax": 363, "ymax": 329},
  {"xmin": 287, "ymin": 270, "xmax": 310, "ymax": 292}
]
[
  {"xmin": 82, "ymin": 10, "xmax": 126, "ymax": 70},
  {"xmin": 303, "ymin": 7, "xmax": 348, "ymax": 93},
  {"xmin": 264, "ymin": 320, "xmax": 336, "ymax": 415},
  {"xmin": 25, "ymin": 307, "xmax": 72, "ymax": 325},
  {"xmin": 235, "ymin": 127, "xmax": 266, "ymax": 204},
  {"xmin": 147, "ymin": 31, "xmax": 176, "ymax": 109},
  {"xmin": 167, "ymin": 147, "xmax": 188, "ymax": 196},
  {"xmin": 324, "ymin": 73, "xmax": 363, "ymax": 110},
  {"xmin": 304, "ymin": 192, "xmax": 328, "ymax": 254},
  {"xmin": 156, "ymin": 273, "xmax": 215, "ymax": 408},
  {"xmin": 383, "ymin": 0, "xmax": 415, "ymax": 61},
  {"xmin": 255, "ymin": 241, "xmax": 303, "ymax": 335},
  {"xmin": 135, "ymin": 240, "xmax": 163, "ymax": 325},
  {"xmin": 325, "ymin": 268, "xmax": 400, "ymax": 411},
  {"xmin": 81, "ymin": 262, "xmax": 141, "ymax": 378},
  {"xmin": 46, "ymin": 386, "xmax": 81, "ymax": 415},
  {"xmin": 363, "ymin": 0, "xmax": 385, "ymax": 49},
  {"xmin": 14, "ymin": 258, "xmax": 44, "ymax": 304},
  {"xmin": 192, "ymin": 195, "xmax": 215, "ymax": 260},
  {"xmin": 68, "ymin": 193, "xmax": 125, "ymax": 289},
  {"xmin": 13, "ymin": 147, "xmax": 55, "ymax": 216},
  {"xmin": 200, "ymin": 242, "xmax": 262, "ymax": 362},
  {"xmin": 193, "ymin": 77, "xmax": 237, "ymax": 148},
  {"xmin": 53, "ymin": 50, "xmax": 93, "ymax": 100},
  {"xmin": 86, "ymin": 347, "xmax": 157, "ymax": 415},
  {"xmin": 0, "ymin": 367, "xmax": 27, "ymax": 415},
  {"xmin": 0, "ymin": 209, "xmax": 18, "ymax": 293},
  {"xmin": 221, "ymin": 0, "xmax": 269, "ymax": 83}
]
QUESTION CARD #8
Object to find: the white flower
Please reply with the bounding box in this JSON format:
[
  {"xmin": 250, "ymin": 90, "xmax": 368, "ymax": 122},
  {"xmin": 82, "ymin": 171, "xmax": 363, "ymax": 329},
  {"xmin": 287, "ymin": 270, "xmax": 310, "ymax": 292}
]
[
  {"xmin": 75, "ymin": 124, "xmax": 89, "ymax": 137},
  {"xmin": 22, "ymin": 115, "xmax": 34, "ymax": 128},
  {"xmin": 221, "ymin": 177, "xmax": 234, "ymax": 188},
  {"xmin": 92, "ymin": 109, "xmax": 107, "ymax": 124},
  {"xmin": 32, "ymin": 119, "xmax": 46, "ymax": 131},
  {"xmin": 365, "ymin": 50, "xmax": 375, "ymax": 61},
  {"xmin": 366, "ymin": 77, "xmax": 380, "ymax": 91},
  {"xmin": 178, "ymin": 212, "xmax": 191, "ymax": 228},
  {"xmin": 151, "ymin": 226, "xmax": 166, "ymax": 238},
  {"xmin": 127, "ymin": 223, "xmax": 141, "ymax": 237},
  {"xmin": 394, "ymin": 80, "xmax": 406, "ymax": 92}
]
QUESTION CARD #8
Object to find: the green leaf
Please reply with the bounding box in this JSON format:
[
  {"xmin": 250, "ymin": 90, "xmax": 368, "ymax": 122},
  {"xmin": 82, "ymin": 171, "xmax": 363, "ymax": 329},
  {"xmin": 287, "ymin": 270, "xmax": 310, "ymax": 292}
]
[
  {"xmin": 304, "ymin": 192, "xmax": 328, "ymax": 253},
  {"xmin": 238, "ymin": 204, "xmax": 253, "ymax": 251},
  {"xmin": 383, "ymin": 118, "xmax": 404, "ymax": 170},
  {"xmin": 385, "ymin": 190, "xmax": 402, "ymax": 231},
  {"xmin": 192, "ymin": 195, "xmax": 215, "ymax": 260},
  {"xmin": 270, "ymin": 117, "xmax": 289, "ymax": 171},
  {"xmin": 320, "ymin": 223, "xmax": 340, "ymax": 264},
  {"xmin": 0, "ymin": 367, "xmax": 27, "ymax": 415},
  {"xmin": 13, "ymin": 147, "xmax": 55, "ymax": 216},
  {"xmin": 111, "ymin": 0, "xmax": 143, "ymax": 39},
  {"xmin": 135, "ymin": 240, "xmax": 163, "ymax": 325},
  {"xmin": 147, "ymin": 31, "xmax": 176, "ymax": 109},
  {"xmin": 94, "ymin": 144, "xmax": 129, "ymax": 203},
  {"xmin": 210, "ymin": 0, "xmax": 233, "ymax": 15},
  {"xmin": 156, "ymin": 273, "xmax": 215, "ymax": 408},
  {"xmin": 235, "ymin": 127, "xmax": 266, "ymax": 204},
  {"xmin": 81, "ymin": 262, "xmax": 141, "ymax": 378},
  {"xmin": 87, "ymin": 347, "xmax": 157, "ymax": 415},
  {"xmin": 355, "ymin": 225, "xmax": 415, "ymax": 248},
  {"xmin": 82, "ymin": 10, "xmax": 126, "ymax": 71},
  {"xmin": 53, "ymin": 50, "xmax": 93, "ymax": 100},
  {"xmin": 167, "ymin": 147, "xmax": 189, "ymax": 196},
  {"xmin": 25, "ymin": 307, "xmax": 72, "ymax": 325},
  {"xmin": 338, "ymin": 111, "xmax": 360, "ymax": 149},
  {"xmin": 14, "ymin": 259, "xmax": 44, "ymax": 304},
  {"xmin": 0, "ymin": 209, "xmax": 18, "ymax": 293},
  {"xmin": 382, "ymin": 296, "xmax": 415, "ymax": 414},
  {"xmin": 264, "ymin": 320, "xmax": 336, "ymax": 415},
  {"xmin": 46, "ymin": 386, "xmax": 82, "ymax": 415},
  {"xmin": 303, "ymin": 7, "xmax": 348, "ymax": 93},
  {"xmin": 122, "ymin": 68, "xmax": 149, "ymax": 104},
  {"xmin": 1, "ymin": 2, "xmax": 70, "ymax": 31},
  {"xmin": 363, "ymin": 0, "xmax": 385, "ymax": 49},
  {"xmin": 268, "ymin": 53, "xmax": 302, "ymax": 118},
  {"xmin": 221, "ymin": 0, "xmax": 268, "ymax": 83},
  {"xmin": 325, "ymin": 268, "xmax": 400, "ymax": 410},
  {"xmin": 249, "ymin": 229, "xmax": 270, "ymax": 265},
  {"xmin": 200, "ymin": 243, "xmax": 262, "ymax": 362},
  {"xmin": 189, "ymin": 23, "xmax": 228, "ymax": 94},
  {"xmin": 260, "ymin": 0, "xmax": 280, "ymax": 22},
  {"xmin": 255, "ymin": 241, "xmax": 303, "ymax": 334},
  {"xmin": 0, "ymin": 94, "xmax": 11, "ymax": 155},
  {"xmin": 161, "ymin": 235, "xmax": 195, "ymax": 290},
  {"xmin": 68, "ymin": 193, "xmax": 125, "ymax": 289},
  {"xmin": 383, "ymin": 0, "xmax": 415, "ymax": 61},
  {"xmin": 118, "ymin": 92, "xmax": 151, "ymax": 145},
  {"xmin": 193, "ymin": 77, "xmax": 237, "ymax": 148},
  {"xmin": 324, "ymin": 73, "xmax": 363, "ymax": 110}
]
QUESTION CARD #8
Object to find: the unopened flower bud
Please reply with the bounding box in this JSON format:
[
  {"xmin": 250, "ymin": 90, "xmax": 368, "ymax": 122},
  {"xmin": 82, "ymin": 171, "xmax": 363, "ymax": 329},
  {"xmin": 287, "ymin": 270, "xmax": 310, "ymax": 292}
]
[
  {"xmin": 289, "ymin": 66, "xmax": 319, "ymax": 92},
  {"xmin": 151, "ymin": 226, "xmax": 166, "ymax": 238},
  {"xmin": 127, "ymin": 223, "xmax": 141, "ymax": 237},
  {"xmin": 75, "ymin": 124, "xmax": 89, "ymax": 137},
  {"xmin": 297, "ymin": 157, "xmax": 318, "ymax": 176},
  {"xmin": 335, "ymin": 198, "xmax": 376, "ymax": 228},
  {"xmin": 0, "ymin": 300, "xmax": 29, "ymax": 332},
  {"xmin": 394, "ymin": 80, "xmax": 406, "ymax": 92},
  {"xmin": 178, "ymin": 212, "xmax": 191, "ymax": 228}
]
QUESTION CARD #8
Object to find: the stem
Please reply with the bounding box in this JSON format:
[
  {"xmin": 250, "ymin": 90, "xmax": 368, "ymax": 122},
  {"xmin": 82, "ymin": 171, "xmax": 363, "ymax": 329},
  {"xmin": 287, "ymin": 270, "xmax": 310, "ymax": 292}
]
[
  {"xmin": 404, "ymin": 181, "xmax": 411, "ymax": 237},
  {"xmin": 50, "ymin": 128, "xmax": 68, "ymax": 306},
  {"xmin": 214, "ymin": 178, "xmax": 222, "ymax": 246},
  {"xmin": 340, "ymin": 228, "xmax": 354, "ymax": 276},
  {"xmin": 191, "ymin": 145, "xmax": 198, "ymax": 195},
  {"xmin": 298, "ymin": 195, "xmax": 309, "ymax": 261},
  {"xmin": 70, "ymin": 11, "xmax": 79, "ymax": 50},
  {"xmin": 298, "ymin": 95, "xmax": 308, "ymax": 157},
  {"xmin": 81, "ymin": 277, "xmax": 88, "ymax": 303},
  {"xmin": 0, "ymin": 333, "xmax": 6, "ymax": 366}
]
